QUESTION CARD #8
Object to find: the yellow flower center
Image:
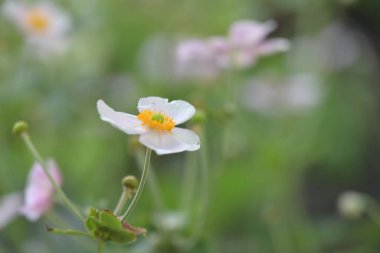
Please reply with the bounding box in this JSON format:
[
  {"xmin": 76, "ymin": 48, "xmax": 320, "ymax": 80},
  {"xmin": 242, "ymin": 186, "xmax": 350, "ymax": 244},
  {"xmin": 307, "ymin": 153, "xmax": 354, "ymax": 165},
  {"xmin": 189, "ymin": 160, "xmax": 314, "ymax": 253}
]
[
  {"xmin": 26, "ymin": 9, "xmax": 50, "ymax": 33},
  {"xmin": 137, "ymin": 110, "xmax": 175, "ymax": 132}
]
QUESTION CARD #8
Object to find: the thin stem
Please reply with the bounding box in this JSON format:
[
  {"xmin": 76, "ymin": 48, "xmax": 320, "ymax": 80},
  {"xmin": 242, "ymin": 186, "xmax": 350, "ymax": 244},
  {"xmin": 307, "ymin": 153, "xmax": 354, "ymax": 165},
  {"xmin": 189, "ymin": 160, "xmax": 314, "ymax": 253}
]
[
  {"xmin": 21, "ymin": 132, "xmax": 85, "ymax": 222},
  {"xmin": 97, "ymin": 240, "xmax": 104, "ymax": 253},
  {"xmin": 121, "ymin": 148, "xmax": 152, "ymax": 222},
  {"xmin": 180, "ymin": 152, "xmax": 197, "ymax": 210},
  {"xmin": 184, "ymin": 129, "xmax": 209, "ymax": 249},
  {"xmin": 136, "ymin": 149, "xmax": 165, "ymax": 212},
  {"xmin": 114, "ymin": 189, "xmax": 130, "ymax": 216}
]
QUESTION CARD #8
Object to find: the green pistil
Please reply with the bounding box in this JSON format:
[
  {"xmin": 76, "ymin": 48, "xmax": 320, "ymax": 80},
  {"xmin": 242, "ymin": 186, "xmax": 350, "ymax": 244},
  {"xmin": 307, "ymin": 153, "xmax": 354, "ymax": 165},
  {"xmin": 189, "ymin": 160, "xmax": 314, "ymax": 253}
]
[{"xmin": 151, "ymin": 114, "xmax": 164, "ymax": 124}]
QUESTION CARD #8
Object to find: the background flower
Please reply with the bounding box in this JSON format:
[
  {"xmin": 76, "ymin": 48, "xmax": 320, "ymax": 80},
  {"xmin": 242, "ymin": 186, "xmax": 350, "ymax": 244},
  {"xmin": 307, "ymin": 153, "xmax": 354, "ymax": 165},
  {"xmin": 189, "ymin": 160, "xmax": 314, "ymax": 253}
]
[{"xmin": 19, "ymin": 160, "xmax": 62, "ymax": 221}]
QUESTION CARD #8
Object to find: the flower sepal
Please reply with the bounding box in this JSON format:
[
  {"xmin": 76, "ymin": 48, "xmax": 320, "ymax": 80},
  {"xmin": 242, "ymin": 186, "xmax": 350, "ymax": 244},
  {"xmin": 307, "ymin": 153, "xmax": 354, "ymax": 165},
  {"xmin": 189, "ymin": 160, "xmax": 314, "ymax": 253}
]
[
  {"xmin": 46, "ymin": 208, "xmax": 147, "ymax": 244},
  {"xmin": 85, "ymin": 208, "xmax": 146, "ymax": 243}
]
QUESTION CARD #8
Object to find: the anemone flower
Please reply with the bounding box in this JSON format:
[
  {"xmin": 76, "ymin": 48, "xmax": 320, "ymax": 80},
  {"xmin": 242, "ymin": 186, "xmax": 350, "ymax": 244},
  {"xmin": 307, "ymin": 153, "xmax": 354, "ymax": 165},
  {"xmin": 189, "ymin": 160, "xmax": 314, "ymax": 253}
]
[{"xmin": 97, "ymin": 97, "xmax": 200, "ymax": 155}]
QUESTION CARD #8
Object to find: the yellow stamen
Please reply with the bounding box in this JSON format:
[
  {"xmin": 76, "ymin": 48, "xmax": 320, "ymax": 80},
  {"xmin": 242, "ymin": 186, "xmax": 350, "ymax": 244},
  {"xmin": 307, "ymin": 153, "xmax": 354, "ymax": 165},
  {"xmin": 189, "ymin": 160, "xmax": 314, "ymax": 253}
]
[
  {"xmin": 137, "ymin": 110, "xmax": 175, "ymax": 132},
  {"xmin": 26, "ymin": 9, "xmax": 50, "ymax": 33}
]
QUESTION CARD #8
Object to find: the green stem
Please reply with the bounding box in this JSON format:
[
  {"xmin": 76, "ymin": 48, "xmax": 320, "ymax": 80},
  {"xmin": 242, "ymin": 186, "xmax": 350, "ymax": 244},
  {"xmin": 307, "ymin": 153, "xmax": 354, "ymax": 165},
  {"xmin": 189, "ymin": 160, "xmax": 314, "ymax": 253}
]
[
  {"xmin": 97, "ymin": 240, "xmax": 104, "ymax": 253},
  {"xmin": 184, "ymin": 129, "xmax": 209, "ymax": 249},
  {"xmin": 21, "ymin": 132, "xmax": 85, "ymax": 222},
  {"xmin": 180, "ymin": 152, "xmax": 197, "ymax": 210},
  {"xmin": 121, "ymin": 148, "xmax": 152, "ymax": 222},
  {"xmin": 114, "ymin": 189, "xmax": 130, "ymax": 216},
  {"xmin": 136, "ymin": 149, "xmax": 165, "ymax": 212}
]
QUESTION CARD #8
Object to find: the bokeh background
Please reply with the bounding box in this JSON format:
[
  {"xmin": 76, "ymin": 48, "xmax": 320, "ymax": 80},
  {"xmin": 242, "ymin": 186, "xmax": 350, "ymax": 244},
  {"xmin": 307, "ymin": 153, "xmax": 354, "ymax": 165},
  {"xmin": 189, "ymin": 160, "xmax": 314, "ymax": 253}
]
[{"xmin": 1, "ymin": 0, "xmax": 380, "ymax": 252}]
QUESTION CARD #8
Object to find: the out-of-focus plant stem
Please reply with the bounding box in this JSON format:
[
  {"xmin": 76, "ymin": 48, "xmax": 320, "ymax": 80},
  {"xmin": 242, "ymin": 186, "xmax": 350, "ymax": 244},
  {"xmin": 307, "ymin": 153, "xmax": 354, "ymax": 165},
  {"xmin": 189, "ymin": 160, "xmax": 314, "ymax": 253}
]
[
  {"xmin": 21, "ymin": 132, "xmax": 85, "ymax": 222},
  {"xmin": 184, "ymin": 128, "xmax": 209, "ymax": 249},
  {"xmin": 135, "ymin": 149, "xmax": 165, "ymax": 213},
  {"xmin": 180, "ymin": 151, "xmax": 197, "ymax": 210},
  {"xmin": 114, "ymin": 189, "xmax": 130, "ymax": 216},
  {"xmin": 97, "ymin": 240, "xmax": 104, "ymax": 253},
  {"xmin": 122, "ymin": 148, "xmax": 151, "ymax": 221}
]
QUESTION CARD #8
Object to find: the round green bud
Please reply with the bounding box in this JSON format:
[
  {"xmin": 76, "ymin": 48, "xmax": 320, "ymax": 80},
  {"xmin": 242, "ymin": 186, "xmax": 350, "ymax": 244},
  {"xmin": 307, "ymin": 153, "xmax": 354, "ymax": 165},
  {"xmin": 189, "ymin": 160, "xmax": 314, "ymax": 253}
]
[
  {"xmin": 122, "ymin": 175, "xmax": 139, "ymax": 190},
  {"xmin": 12, "ymin": 121, "xmax": 28, "ymax": 135}
]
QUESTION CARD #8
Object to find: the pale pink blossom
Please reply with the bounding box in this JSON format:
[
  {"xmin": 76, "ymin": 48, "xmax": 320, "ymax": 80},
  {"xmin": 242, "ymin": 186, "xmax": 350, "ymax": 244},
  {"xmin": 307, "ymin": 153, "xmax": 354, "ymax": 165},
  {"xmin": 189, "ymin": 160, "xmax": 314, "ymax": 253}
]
[
  {"xmin": 175, "ymin": 19, "xmax": 290, "ymax": 77},
  {"xmin": 226, "ymin": 20, "xmax": 290, "ymax": 68},
  {"xmin": 19, "ymin": 160, "xmax": 62, "ymax": 221}
]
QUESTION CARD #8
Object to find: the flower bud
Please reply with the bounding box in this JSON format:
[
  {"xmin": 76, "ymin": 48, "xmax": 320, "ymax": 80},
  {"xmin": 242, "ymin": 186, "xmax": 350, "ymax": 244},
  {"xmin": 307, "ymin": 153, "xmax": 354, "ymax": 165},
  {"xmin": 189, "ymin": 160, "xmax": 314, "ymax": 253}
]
[
  {"xmin": 337, "ymin": 191, "xmax": 366, "ymax": 219},
  {"xmin": 12, "ymin": 121, "xmax": 28, "ymax": 135},
  {"xmin": 122, "ymin": 176, "xmax": 138, "ymax": 191}
]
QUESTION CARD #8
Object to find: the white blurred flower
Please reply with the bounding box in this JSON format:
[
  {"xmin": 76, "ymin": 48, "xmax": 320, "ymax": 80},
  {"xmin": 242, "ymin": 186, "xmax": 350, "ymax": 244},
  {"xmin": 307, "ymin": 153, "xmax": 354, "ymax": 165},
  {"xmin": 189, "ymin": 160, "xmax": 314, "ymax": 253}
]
[
  {"xmin": 243, "ymin": 74, "xmax": 322, "ymax": 115},
  {"xmin": 337, "ymin": 191, "xmax": 366, "ymax": 219},
  {"xmin": 2, "ymin": 0, "xmax": 71, "ymax": 56},
  {"xmin": 175, "ymin": 39, "xmax": 220, "ymax": 80},
  {"xmin": 154, "ymin": 212, "xmax": 187, "ymax": 231},
  {"xmin": 0, "ymin": 193, "xmax": 22, "ymax": 229},
  {"xmin": 97, "ymin": 97, "xmax": 200, "ymax": 155},
  {"xmin": 19, "ymin": 160, "xmax": 62, "ymax": 221}
]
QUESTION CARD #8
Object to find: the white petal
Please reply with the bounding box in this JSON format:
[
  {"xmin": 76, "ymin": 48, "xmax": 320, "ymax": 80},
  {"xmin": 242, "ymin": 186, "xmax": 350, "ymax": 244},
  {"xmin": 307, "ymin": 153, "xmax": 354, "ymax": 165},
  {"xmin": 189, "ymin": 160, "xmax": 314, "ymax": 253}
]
[
  {"xmin": 137, "ymin": 97, "xmax": 169, "ymax": 113},
  {"xmin": 139, "ymin": 128, "xmax": 200, "ymax": 155},
  {"xmin": 171, "ymin": 127, "xmax": 200, "ymax": 151},
  {"xmin": 166, "ymin": 100, "xmax": 196, "ymax": 125},
  {"xmin": 0, "ymin": 193, "xmax": 22, "ymax": 229},
  {"xmin": 97, "ymin": 100, "xmax": 146, "ymax": 135}
]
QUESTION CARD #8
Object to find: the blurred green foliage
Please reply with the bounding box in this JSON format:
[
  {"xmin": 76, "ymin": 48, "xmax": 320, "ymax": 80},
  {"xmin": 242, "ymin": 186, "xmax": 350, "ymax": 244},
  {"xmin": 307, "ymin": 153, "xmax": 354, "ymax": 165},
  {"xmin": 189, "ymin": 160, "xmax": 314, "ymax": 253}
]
[{"xmin": 1, "ymin": 0, "xmax": 380, "ymax": 252}]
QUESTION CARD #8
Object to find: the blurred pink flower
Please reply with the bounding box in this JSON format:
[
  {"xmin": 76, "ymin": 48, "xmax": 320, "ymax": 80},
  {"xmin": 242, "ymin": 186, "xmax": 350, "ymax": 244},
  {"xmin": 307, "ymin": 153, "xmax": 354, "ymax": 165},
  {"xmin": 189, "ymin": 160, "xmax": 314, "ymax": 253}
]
[
  {"xmin": 2, "ymin": 0, "xmax": 71, "ymax": 56},
  {"xmin": 19, "ymin": 160, "xmax": 62, "ymax": 221},
  {"xmin": 175, "ymin": 19, "xmax": 290, "ymax": 78},
  {"xmin": 226, "ymin": 20, "xmax": 290, "ymax": 68}
]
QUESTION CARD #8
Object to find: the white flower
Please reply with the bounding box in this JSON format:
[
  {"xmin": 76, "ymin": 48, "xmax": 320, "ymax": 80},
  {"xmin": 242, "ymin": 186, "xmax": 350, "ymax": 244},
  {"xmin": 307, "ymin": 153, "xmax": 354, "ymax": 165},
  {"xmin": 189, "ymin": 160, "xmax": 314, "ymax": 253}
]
[
  {"xmin": 97, "ymin": 97, "xmax": 200, "ymax": 155},
  {"xmin": 243, "ymin": 74, "xmax": 323, "ymax": 115},
  {"xmin": 0, "ymin": 193, "xmax": 22, "ymax": 229},
  {"xmin": 2, "ymin": 0, "xmax": 71, "ymax": 56}
]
